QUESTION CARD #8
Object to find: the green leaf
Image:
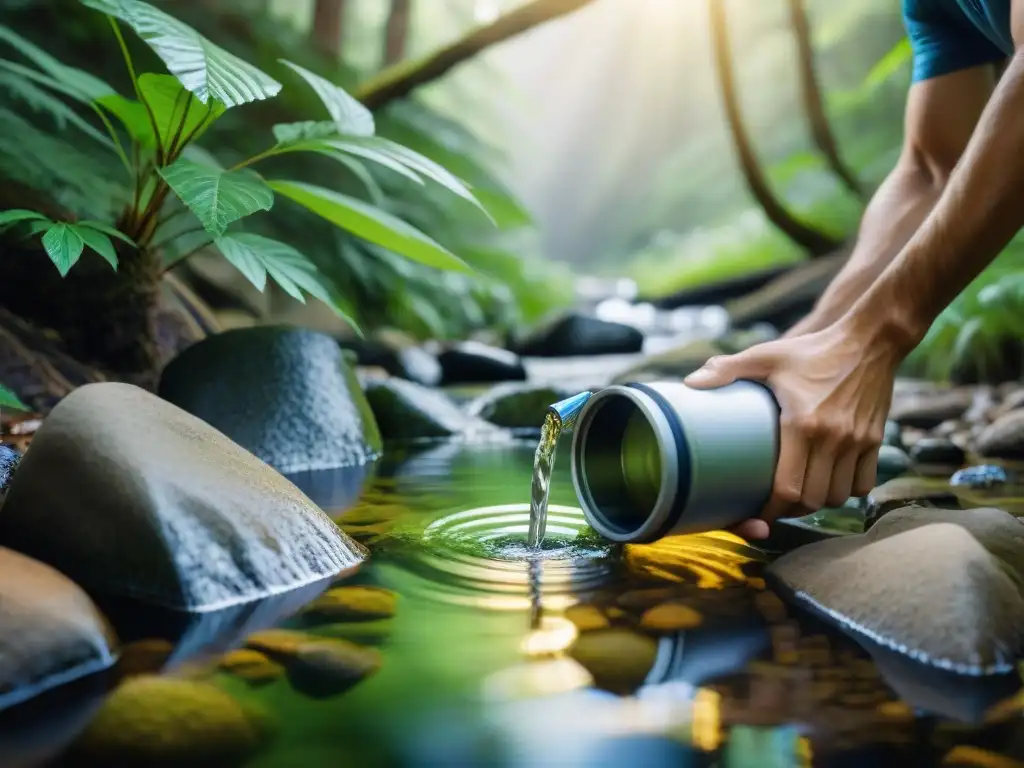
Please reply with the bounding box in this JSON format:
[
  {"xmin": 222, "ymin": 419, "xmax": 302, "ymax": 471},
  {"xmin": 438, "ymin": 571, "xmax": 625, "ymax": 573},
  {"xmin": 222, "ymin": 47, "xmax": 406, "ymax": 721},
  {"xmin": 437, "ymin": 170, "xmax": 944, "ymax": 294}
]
[
  {"xmin": 159, "ymin": 159, "xmax": 274, "ymax": 236},
  {"xmin": 0, "ymin": 71, "xmax": 113, "ymax": 148},
  {"xmin": 0, "ymin": 209, "xmax": 48, "ymax": 228},
  {"xmin": 73, "ymin": 225, "xmax": 118, "ymax": 270},
  {"xmin": 311, "ymin": 139, "xmax": 424, "ymax": 186},
  {"xmin": 98, "ymin": 74, "xmax": 225, "ymax": 149},
  {"xmin": 82, "ymin": 0, "xmax": 282, "ymax": 108},
  {"xmin": 0, "ymin": 24, "xmax": 114, "ymax": 100},
  {"xmin": 279, "ymin": 60, "xmax": 373, "ymax": 137},
  {"xmin": 272, "ymin": 120, "xmax": 342, "ymax": 146},
  {"xmin": 214, "ymin": 233, "xmax": 359, "ymax": 330},
  {"xmin": 864, "ymin": 37, "xmax": 912, "ymax": 90},
  {"xmin": 268, "ymin": 180, "xmax": 470, "ymax": 274},
  {"xmin": 0, "ymin": 384, "xmax": 27, "ymax": 411},
  {"xmin": 42, "ymin": 222, "xmax": 85, "ymax": 276},
  {"xmin": 77, "ymin": 220, "xmax": 136, "ymax": 246}
]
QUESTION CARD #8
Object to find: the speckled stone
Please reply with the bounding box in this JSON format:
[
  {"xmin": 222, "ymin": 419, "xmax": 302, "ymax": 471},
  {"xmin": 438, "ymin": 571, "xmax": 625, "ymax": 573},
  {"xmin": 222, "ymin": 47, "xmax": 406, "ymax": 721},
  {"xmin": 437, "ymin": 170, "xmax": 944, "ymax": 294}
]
[
  {"xmin": 466, "ymin": 383, "xmax": 578, "ymax": 429},
  {"xmin": 0, "ymin": 546, "xmax": 117, "ymax": 711},
  {"xmin": 0, "ymin": 383, "xmax": 365, "ymax": 612},
  {"xmin": 158, "ymin": 325, "xmax": 382, "ymax": 474}
]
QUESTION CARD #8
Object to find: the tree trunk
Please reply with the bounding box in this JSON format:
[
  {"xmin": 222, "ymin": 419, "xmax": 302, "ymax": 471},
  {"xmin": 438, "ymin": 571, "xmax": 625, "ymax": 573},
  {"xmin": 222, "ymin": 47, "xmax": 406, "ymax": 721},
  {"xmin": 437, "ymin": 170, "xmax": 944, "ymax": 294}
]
[
  {"xmin": 311, "ymin": 0, "xmax": 347, "ymax": 57},
  {"xmin": 383, "ymin": 0, "xmax": 412, "ymax": 67},
  {"xmin": 708, "ymin": 0, "xmax": 840, "ymax": 257},
  {"xmin": 357, "ymin": 0, "xmax": 597, "ymax": 110},
  {"xmin": 787, "ymin": 0, "xmax": 863, "ymax": 198}
]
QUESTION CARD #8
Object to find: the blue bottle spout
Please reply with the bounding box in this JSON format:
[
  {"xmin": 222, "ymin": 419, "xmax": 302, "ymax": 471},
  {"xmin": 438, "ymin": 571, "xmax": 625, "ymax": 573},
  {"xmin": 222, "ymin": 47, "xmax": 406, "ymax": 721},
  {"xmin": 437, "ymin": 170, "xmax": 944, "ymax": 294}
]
[{"xmin": 547, "ymin": 391, "xmax": 593, "ymax": 431}]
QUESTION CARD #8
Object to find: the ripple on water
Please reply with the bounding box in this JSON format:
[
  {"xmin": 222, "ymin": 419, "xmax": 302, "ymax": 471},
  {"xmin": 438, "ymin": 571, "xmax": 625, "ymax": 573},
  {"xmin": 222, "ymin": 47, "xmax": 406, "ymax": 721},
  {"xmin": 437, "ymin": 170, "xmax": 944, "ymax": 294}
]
[{"xmin": 401, "ymin": 504, "xmax": 617, "ymax": 611}]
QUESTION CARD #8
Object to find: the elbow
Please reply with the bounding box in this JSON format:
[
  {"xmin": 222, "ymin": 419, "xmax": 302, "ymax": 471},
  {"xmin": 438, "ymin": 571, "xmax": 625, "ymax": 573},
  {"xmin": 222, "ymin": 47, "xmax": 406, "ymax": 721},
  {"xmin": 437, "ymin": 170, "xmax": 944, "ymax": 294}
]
[{"xmin": 899, "ymin": 144, "xmax": 955, "ymax": 191}]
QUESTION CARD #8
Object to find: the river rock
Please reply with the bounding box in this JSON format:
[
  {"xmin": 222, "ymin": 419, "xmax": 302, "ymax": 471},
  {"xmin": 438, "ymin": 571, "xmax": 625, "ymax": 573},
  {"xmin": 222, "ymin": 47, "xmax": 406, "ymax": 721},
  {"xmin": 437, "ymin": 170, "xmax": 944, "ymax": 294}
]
[
  {"xmin": 883, "ymin": 420, "xmax": 903, "ymax": 450},
  {"xmin": 158, "ymin": 326, "xmax": 382, "ymax": 474},
  {"xmin": 0, "ymin": 383, "xmax": 365, "ymax": 612},
  {"xmin": 865, "ymin": 477, "xmax": 960, "ymax": 530},
  {"xmin": 66, "ymin": 676, "xmax": 269, "ymax": 767},
  {"xmin": 569, "ymin": 628, "xmax": 658, "ymax": 694},
  {"xmin": 875, "ymin": 445, "xmax": 912, "ymax": 485},
  {"xmin": 465, "ymin": 383, "xmax": 577, "ymax": 429},
  {"xmin": 219, "ymin": 648, "xmax": 283, "ymax": 686},
  {"xmin": 0, "ymin": 444, "xmax": 18, "ymax": 502},
  {"xmin": 285, "ymin": 639, "xmax": 382, "ymax": 698},
  {"xmin": 611, "ymin": 339, "xmax": 722, "ymax": 385},
  {"xmin": 363, "ymin": 378, "xmax": 498, "ymax": 440},
  {"xmin": 299, "ymin": 585, "xmax": 397, "ymax": 622},
  {"xmin": 909, "ymin": 437, "xmax": 965, "ymax": 467},
  {"xmin": 992, "ymin": 388, "xmax": 1024, "ymax": 421},
  {"xmin": 964, "ymin": 386, "xmax": 999, "ymax": 425},
  {"xmin": 768, "ymin": 506, "xmax": 1024, "ymax": 674},
  {"xmin": 339, "ymin": 329, "xmax": 442, "ymax": 387},
  {"xmin": 639, "ymin": 602, "xmax": 703, "ymax": 632},
  {"xmin": 438, "ymin": 341, "xmax": 526, "ymax": 384},
  {"xmin": 976, "ymin": 410, "xmax": 1024, "ymax": 460},
  {"xmin": 513, "ymin": 312, "xmax": 643, "ymax": 357},
  {"xmin": 565, "ymin": 604, "xmax": 611, "ymax": 632},
  {"xmin": 0, "ymin": 547, "xmax": 117, "ymax": 711},
  {"xmin": 950, "ymin": 465, "xmax": 1009, "ymax": 490},
  {"xmin": 889, "ymin": 388, "xmax": 974, "ymax": 429}
]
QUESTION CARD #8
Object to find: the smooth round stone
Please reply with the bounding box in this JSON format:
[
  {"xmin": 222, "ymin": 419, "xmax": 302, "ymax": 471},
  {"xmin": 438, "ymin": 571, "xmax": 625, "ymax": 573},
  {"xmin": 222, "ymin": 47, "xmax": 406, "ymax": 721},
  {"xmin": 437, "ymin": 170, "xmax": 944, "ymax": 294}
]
[
  {"xmin": 569, "ymin": 629, "xmax": 658, "ymax": 694},
  {"xmin": 950, "ymin": 465, "xmax": 1009, "ymax": 490},
  {"xmin": 883, "ymin": 420, "xmax": 903, "ymax": 449},
  {"xmin": 285, "ymin": 640, "xmax": 382, "ymax": 698},
  {"xmin": 909, "ymin": 437, "xmax": 965, "ymax": 466},
  {"xmin": 875, "ymin": 445, "xmax": 912, "ymax": 485},
  {"xmin": 565, "ymin": 604, "xmax": 611, "ymax": 633},
  {"xmin": 639, "ymin": 602, "xmax": 703, "ymax": 632}
]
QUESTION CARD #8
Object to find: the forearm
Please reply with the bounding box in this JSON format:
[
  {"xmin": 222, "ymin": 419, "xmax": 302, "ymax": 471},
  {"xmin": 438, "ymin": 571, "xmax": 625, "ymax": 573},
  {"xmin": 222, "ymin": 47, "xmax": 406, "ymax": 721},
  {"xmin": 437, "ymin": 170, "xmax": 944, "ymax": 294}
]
[
  {"xmin": 788, "ymin": 159, "xmax": 942, "ymax": 335},
  {"xmin": 848, "ymin": 53, "xmax": 1024, "ymax": 354}
]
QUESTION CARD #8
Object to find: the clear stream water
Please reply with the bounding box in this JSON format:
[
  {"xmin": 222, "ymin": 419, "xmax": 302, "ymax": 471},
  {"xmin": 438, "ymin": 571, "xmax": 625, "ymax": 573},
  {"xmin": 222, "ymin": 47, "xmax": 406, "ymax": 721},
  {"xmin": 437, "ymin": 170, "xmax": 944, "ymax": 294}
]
[{"xmin": 26, "ymin": 436, "xmax": 1024, "ymax": 767}]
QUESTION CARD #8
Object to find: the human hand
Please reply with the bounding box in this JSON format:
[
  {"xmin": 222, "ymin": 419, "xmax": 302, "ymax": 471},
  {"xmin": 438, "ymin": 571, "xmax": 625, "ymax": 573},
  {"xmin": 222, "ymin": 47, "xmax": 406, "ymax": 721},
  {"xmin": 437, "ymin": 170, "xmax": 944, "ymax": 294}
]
[{"xmin": 683, "ymin": 320, "xmax": 902, "ymax": 539}]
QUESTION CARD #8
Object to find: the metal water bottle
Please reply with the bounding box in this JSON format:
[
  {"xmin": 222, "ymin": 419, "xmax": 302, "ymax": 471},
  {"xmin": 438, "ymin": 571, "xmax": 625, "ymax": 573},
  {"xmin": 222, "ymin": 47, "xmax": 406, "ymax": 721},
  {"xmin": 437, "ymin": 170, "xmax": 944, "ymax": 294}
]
[{"xmin": 556, "ymin": 380, "xmax": 780, "ymax": 544}]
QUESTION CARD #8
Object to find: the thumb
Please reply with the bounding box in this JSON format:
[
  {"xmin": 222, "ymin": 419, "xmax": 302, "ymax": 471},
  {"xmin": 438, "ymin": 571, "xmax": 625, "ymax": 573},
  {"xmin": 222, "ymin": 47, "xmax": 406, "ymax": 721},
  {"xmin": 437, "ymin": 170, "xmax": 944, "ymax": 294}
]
[{"xmin": 684, "ymin": 349, "xmax": 772, "ymax": 390}]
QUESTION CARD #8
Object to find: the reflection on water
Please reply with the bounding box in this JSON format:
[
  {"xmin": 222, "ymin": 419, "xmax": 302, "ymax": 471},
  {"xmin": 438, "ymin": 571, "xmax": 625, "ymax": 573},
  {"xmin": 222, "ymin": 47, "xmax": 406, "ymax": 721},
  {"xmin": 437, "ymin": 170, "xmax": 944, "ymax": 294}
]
[{"xmin": 41, "ymin": 438, "xmax": 1024, "ymax": 767}]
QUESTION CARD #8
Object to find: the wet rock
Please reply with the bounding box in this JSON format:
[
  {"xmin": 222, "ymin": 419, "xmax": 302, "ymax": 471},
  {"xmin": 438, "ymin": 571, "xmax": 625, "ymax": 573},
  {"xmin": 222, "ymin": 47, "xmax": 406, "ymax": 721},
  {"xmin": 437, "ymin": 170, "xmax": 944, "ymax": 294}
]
[
  {"xmin": 219, "ymin": 649, "xmax": 283, "ymax": 686},
  {"xmin": 66, "ymin": 676, "xmax": 269, "ymax": 767},
  {"xmin": 363, "ymin": 378, "xmax": 498, "ymax": 440},
  {"xmin": 882, "ymin": 420, "xmax": 903, "ymax": 450},
  {"xmin": 639, "ymin": 602, "xmax": 703, "ymax": 632},
  {"xmin": 0, "ymin": 547, "xmax": 117, "ymax": 711},
  {"xmin": 438, "ymin": 341, "xmax": 526, "ymax": 385},
  {"xmin": 565, "ymin": 604, "xmax": 611, "ymax": 632},
  {"xmin": 964, "ymin": 386, "xmax": 999, "ymax": 425},
  {"xmin": 993, "ymin": 388, "xmax": 1024, "ymax": 421},
  {"xmin": 865, "ymin": 477, "xmax": 960, "ymax": 530},
  {"xmin": 569, "ymin": 629, "xmax": 658, "ymax": 694},
  {"xmin": 950, "ymin": 465, "xmax": 1010, "ymax": 490},
  {"xmin": 0, "ymin": 444, "xmax": 18, "ymax": 502},
  {"xmin": 909, "ymin": 437, "xmax": 965, "ymax": 467},
  {"xmin": 932, "ymin": 419, "xmax": 966, "ymax": 439},
  {"xmin": 976, "ymin": 410, "xmax": 1024, "ymax": 459},
  {"xmin": 768, "ymin": 506, "xmax": 1024, "ymax": 675},
  {"xmin": 245, "ymin": 629, "xmax": 309, "ymax": 657},
  {"xmin": 0, "ymin": 383, "xmax": 365, "ymax": 612},
  {"xmin": 340, "ymin": 329, "xmax": 442, "ymax": 387},
  {"xmin": 300, "ymin": 585, "xmax": 397, "ymax": 622},
  {"xmin": 875, "ymin": 445, "xmax": 912, "ymax": 485},
  {"xmin": 513, "ymin": 312, "xmax": 644, "ymax": 357},
  {"xmin": 465, "ymin": 383, "xmax": 578, "ymax": 429},
  {"xmin": 115, "ymin": 639, "xmax": 175, "ymax": 680},
  {"xmin": 285, "ymin": 639, "xmax": 382, "ymax": 698},
  {"xmin": 889, "ymin": 388, "xmax": 974, "ymax": 429},
  {"xmin": 159, "ymin": 326, "xmax": 382, "ymax": 474}
]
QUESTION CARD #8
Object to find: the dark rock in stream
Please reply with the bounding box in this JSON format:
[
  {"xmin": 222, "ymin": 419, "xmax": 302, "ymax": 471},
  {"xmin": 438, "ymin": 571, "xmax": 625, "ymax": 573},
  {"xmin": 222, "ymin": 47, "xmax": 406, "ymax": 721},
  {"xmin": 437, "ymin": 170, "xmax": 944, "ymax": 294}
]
[
  {"xmin": 512, "ymin": 312, "xmax": 643, "ymax": 357},
  {"xmin": 438, "ymin": 341, "xmax": 527, "ymax": 384},
  {"xmin": 466, "ymin": 383, "xmax": 577, "ymax": 429},
  {"xmin": 0, "ymin": 383, "xmax": 365, "ymax": 613},
  {"xmin": 908, "ymin": 437, "xmax": 965, "ymax": 467},
  {"xmin": 976, "ymin": 409, "xmax": 1024, "ymax": 459},
  {"xmin": 950, "ymin": 465, "xmax": 1009, "ymax": 490},
  {"xmin": 875, "ymin": 445, "xmax": 912, "ymax": 485},
  {"xmin": 882, "ymin": 420, "xmax": 904, "ymax": 450},
  {"xmin": 888, "ymin": 387, "xmax": 974, "ymax": 429},
  {"xmin": 768, "ymin": 506, "xmax": 1024, "ymax": 675},
  {"xmin": 339, "ymin": 329, "xmax": 442, "ymax": 387},
  {"xmin": 0, "ymin": 546, "xmax": 118, "ymax": 712},
  {"xmin": 363, "ymin": 378, "xmax": 499, "ymax": 440},
  {"xmin": 865, "ymin": 477, "xmax": 960, "ymax": 530},
  {"xmin": 0, "ymin": 444, "xmax": 19, "ymax": 501},
  {"xmin": 158, "ymin": 325, "xmax": 382, "ymax": 474}
]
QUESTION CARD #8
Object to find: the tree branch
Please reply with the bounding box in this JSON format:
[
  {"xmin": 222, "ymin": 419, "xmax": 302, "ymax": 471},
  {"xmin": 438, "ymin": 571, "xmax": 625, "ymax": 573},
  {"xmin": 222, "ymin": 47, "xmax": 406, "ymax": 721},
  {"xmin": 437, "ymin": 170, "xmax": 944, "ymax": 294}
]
[
  {"xmin": 787, "ymin": 0, "xmax": 863, "ymax": 198},
  {"xmin": 357, "ymin": 0, "xmax": 596, "ymax": 110},
  {"xmin": 708, "ymin": 0, "xmax": 841, "ymax": 257}
]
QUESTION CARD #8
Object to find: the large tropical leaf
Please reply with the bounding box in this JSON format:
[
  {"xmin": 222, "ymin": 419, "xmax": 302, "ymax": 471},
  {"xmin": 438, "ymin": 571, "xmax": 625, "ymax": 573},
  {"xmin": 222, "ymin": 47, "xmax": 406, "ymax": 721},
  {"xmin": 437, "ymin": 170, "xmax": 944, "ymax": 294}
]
[
  {"xmin": 0, "ymin": 209, "xmax": 48, "ymax": 228},
  {"xmin": 41, "ymin": 222, "xmax": 85, "ymax": 276},
  {"xmin": 214, "ymin": 232, "xmax": 358, "ymax": 328},
  {"xmin": 0, "ymin": 383, "xmax": 26, "ymax": 411},
  {"xmin": 272, "ymin": 120, "xmax": 342, "ymax": 147},
  {"xmin": 159, "ymin": 158, "xmax": 274, "ymax": 236},
  {"xmin": 279, "ymin": 61, "xmax": 373, "ymax": 137},
  {"xmin": 0, "ymin": 71, "xmax": 113, "ymax": 147},
  {"xmin": 0, "ymin": 24, "xmax": 114, "ymax": 100},
  {"xmin": 81, "ymin": 0, "xmax": 282, "ymax": 108},
  {"xmin": 98, "ymin": 74, "xmax": 225, "ymax": 149},
  {"xmin": 268, "ymin": 180, "xmax": 469, "ymax": 273},
  {"xmin": 74, "ymin": 225, "xmax": 119, "ymax": 270}
]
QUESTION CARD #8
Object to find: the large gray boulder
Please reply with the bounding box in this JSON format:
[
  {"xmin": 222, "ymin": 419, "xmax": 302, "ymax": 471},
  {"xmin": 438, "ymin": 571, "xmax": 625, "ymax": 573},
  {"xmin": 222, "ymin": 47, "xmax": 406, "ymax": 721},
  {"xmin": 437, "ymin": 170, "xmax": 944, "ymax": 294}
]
[
  {"xmin": 0, "ymin": 383, "xmax": 365, "ymax": 612},
  {"xmin": 158, "ymin": 326, "xmax": 382, "ymax": 475},
  {"xmin": 0, "ymin": 546, "xmax": 117, "ymax": 711},
  {"xmin": 769, "ymin": 506, "xmax": 1024, "ymax": 675}
]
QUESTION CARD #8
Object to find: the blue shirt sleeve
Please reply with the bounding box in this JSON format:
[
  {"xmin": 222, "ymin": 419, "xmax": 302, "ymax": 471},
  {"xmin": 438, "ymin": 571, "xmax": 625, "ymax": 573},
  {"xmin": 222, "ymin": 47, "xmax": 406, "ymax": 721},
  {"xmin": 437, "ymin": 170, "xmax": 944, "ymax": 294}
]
[{"xmin": 903, "ymin": 0, "xmax": 1005, "ymax": 83}]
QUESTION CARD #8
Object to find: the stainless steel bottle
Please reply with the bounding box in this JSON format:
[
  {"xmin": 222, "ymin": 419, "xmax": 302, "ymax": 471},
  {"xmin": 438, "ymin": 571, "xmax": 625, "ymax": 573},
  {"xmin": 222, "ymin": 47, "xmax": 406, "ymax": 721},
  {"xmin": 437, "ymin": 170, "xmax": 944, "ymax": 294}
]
[{"xmin": 565, "ymin": 380, "xmax": 779, "ymax": 543}]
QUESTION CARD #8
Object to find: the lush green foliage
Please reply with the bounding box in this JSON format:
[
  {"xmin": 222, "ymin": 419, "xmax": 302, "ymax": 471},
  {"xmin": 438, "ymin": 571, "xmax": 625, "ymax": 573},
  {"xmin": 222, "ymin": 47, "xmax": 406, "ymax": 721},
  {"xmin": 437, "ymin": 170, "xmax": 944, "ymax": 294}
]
[{"xmin": 0, "ymin": 383, "xmax": 26, "ymax": 411}]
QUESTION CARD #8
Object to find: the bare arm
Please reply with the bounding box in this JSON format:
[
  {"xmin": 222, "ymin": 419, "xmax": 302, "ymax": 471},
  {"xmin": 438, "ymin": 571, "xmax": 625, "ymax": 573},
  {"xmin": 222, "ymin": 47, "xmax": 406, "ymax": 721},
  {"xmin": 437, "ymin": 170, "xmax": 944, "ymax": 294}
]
[{"xmin": 789, "ymin": 66, "xmax": 996, "ymax": 336}]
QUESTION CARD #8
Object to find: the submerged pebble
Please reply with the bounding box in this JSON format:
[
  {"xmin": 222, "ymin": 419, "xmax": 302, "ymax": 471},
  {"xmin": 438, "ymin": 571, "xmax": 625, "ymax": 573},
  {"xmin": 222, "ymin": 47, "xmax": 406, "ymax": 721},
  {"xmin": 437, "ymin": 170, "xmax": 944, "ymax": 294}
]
[
  {"xmin": 219, "ymin": 649, "xmax": 284, "ymax": 686},
  {"xmin": 640, "ymin": 602, "xmax": 703, "ymax": 632},
  {"xmin": 285, "ymin": 640, "xmax": 382, "ymax": 698},
  {"xmin": 300, "ymin": 585, "xmax": 398, "ymax": 622},
  {"xmin": 244, "ymin": 629, "xmax": 310, "ymax": 657},
  {"xmin": 569, "ymin": 628, "xmax": 658, "ymax": 694},
  {"xmin": 565, "ymin": 604, "xmax": 611, "ymax": 632}
]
